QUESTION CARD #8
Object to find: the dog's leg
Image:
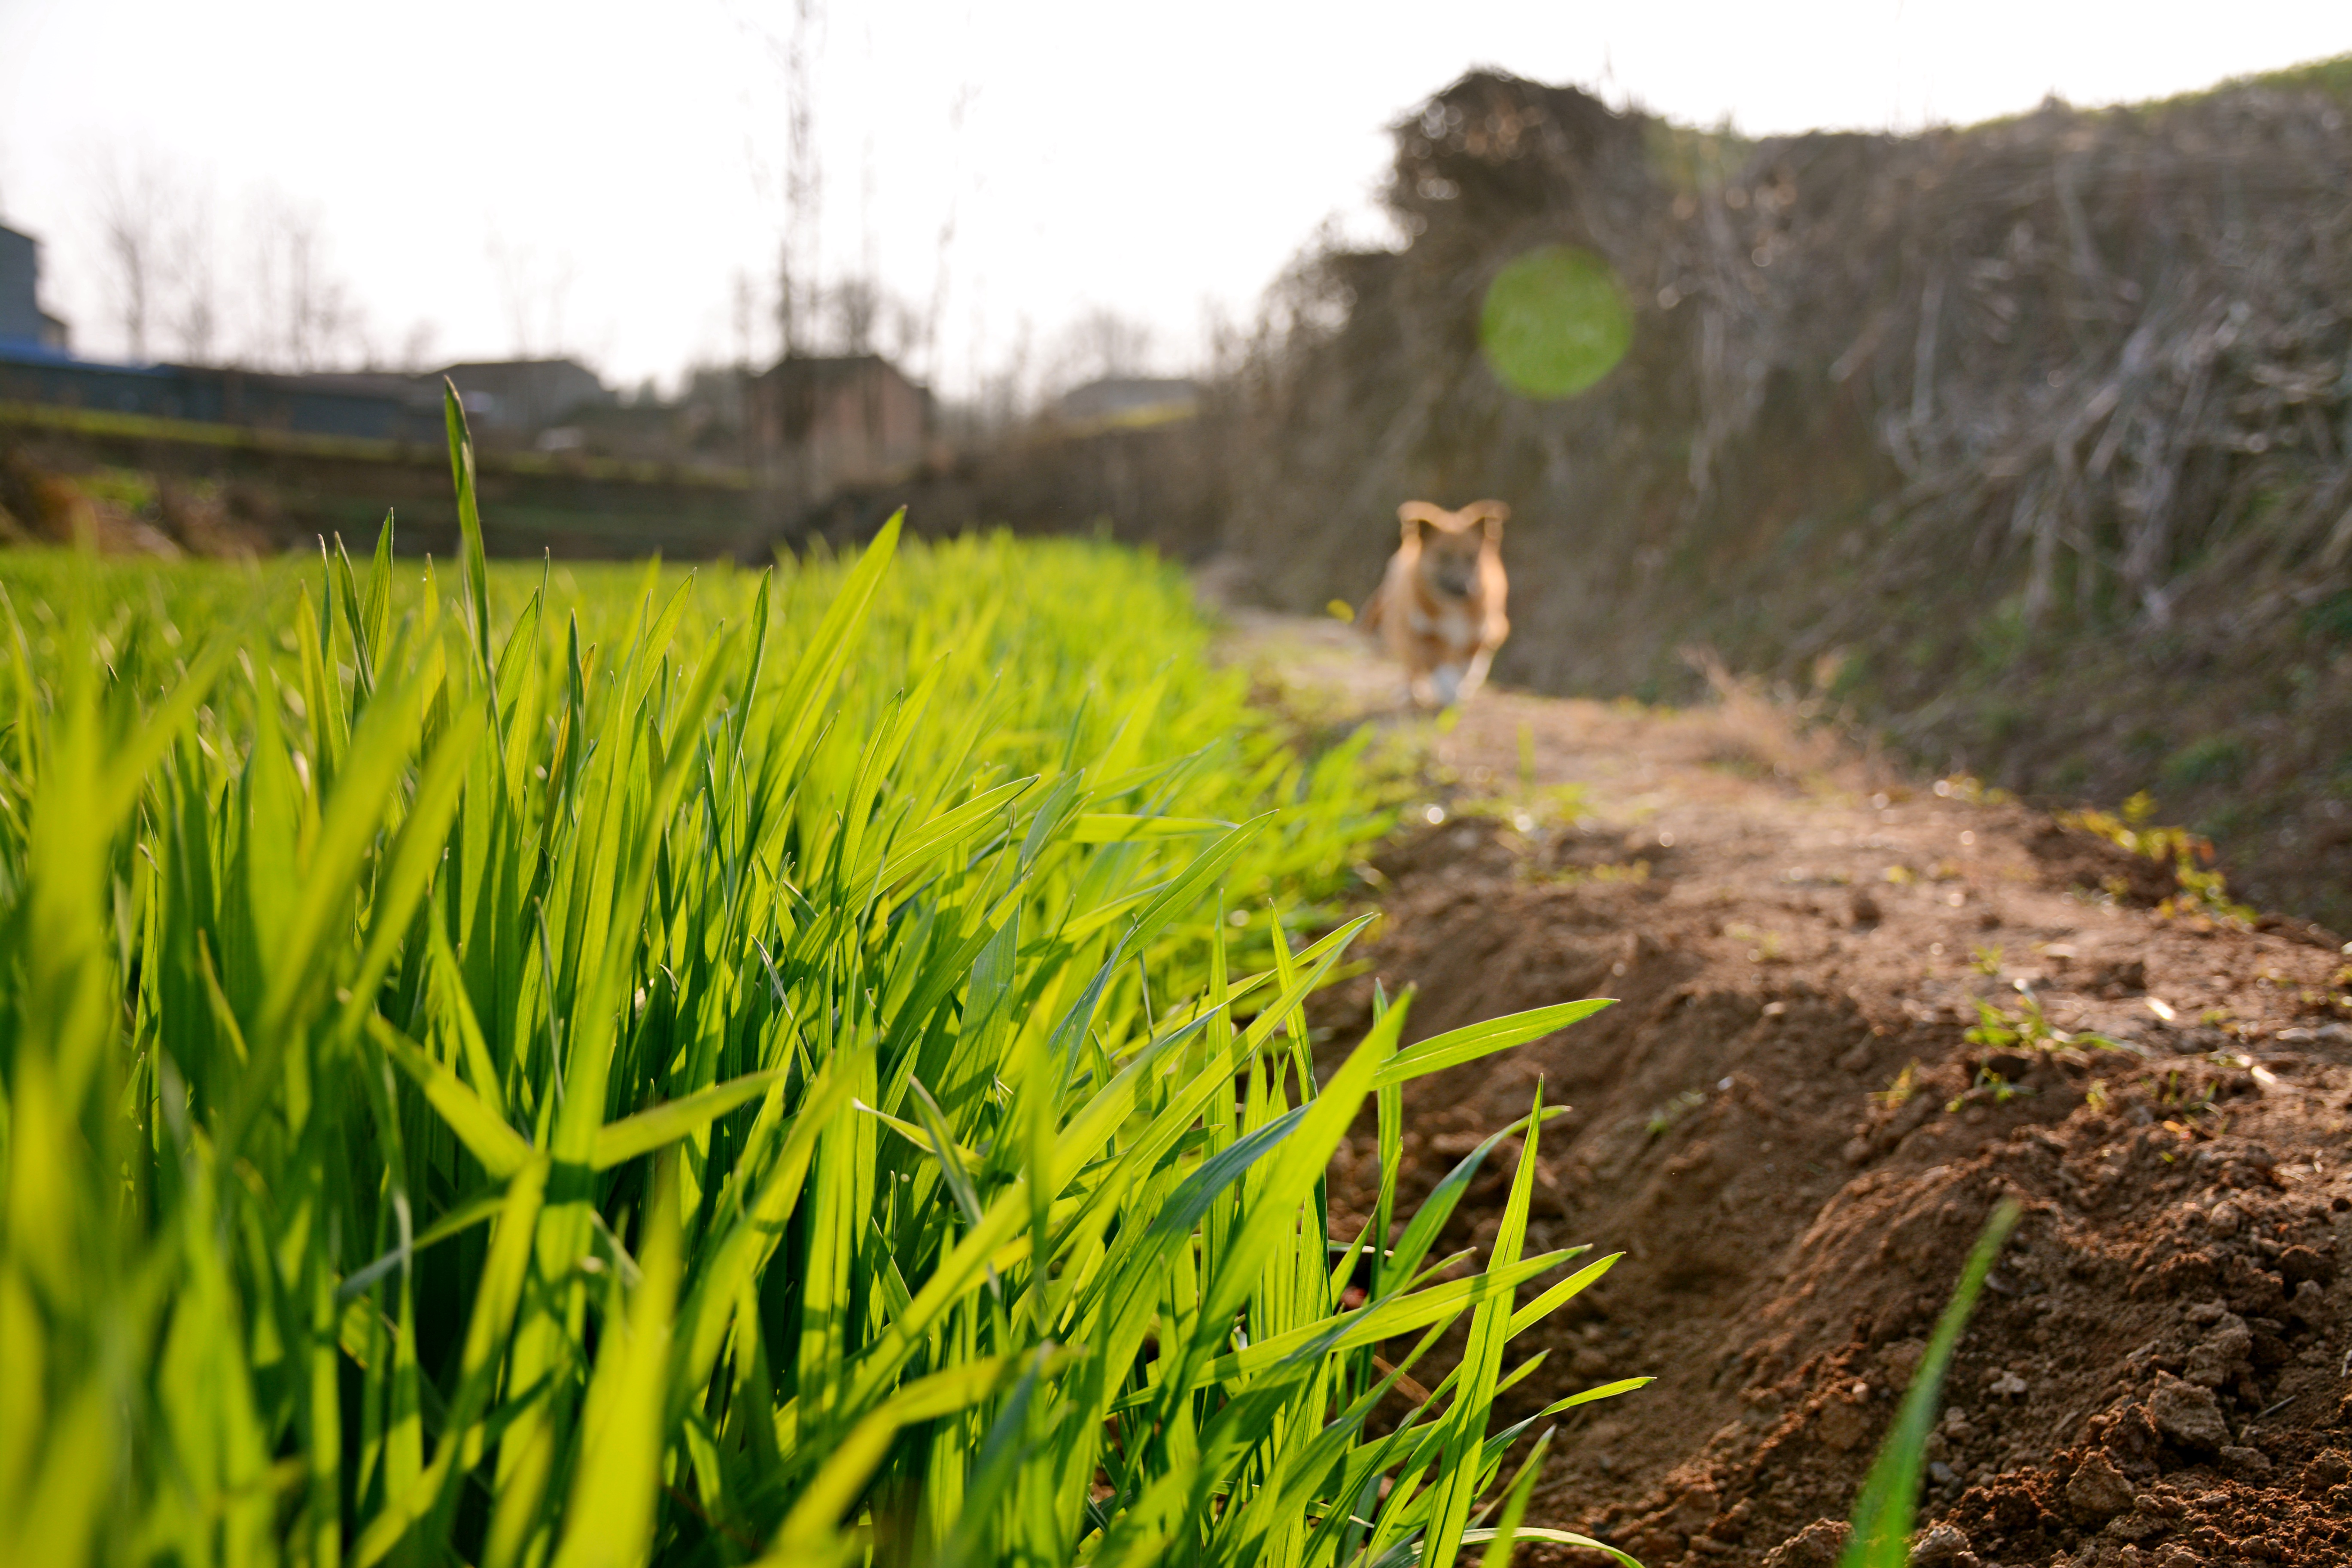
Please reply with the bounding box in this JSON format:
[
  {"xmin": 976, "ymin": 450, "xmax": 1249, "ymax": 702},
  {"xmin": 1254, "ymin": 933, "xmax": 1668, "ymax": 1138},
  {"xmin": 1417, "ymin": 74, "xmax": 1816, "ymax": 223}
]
[
  {"xmin": 1457, "ymin": 646, "xmax": 1495, "ymax": 703},
  {"xmin": 1431, "ymin": 664, "xmax": 1464, "ymax": 707},
  {"xmin": 1408, "ymin": 670, "xmax": 1439, "ymax": 708}
]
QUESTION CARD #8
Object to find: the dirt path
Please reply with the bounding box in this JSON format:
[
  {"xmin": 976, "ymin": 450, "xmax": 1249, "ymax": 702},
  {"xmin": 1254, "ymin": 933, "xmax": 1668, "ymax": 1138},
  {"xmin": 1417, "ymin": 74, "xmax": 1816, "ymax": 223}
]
[{"xmin": 1220, "ymin": 609, "xmax": 2352, "ymax": 1568}]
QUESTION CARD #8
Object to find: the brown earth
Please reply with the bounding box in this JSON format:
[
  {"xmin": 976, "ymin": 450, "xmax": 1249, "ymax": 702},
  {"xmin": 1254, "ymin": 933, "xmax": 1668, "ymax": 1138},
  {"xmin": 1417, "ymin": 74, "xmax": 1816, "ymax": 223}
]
[{"xmin": 1223, "ymin": 611, "xmax": 2352, "ymax": 1568}]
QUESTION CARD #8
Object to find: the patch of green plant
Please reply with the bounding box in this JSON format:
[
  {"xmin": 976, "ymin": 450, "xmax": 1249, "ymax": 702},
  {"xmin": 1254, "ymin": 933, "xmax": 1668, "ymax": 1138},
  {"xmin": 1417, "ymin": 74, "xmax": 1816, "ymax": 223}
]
[
  {"xmin": 1645, "ymin": 1089, "xmax": 1708, "ymax": 1139},
  {"xmin": 1963, "ymin": 992, "xmax": 2121, "ymax": 1055},
  {"xmin": 1640, "ymin": 116, "xmax": 1758, "ymax": 195},
  {"xmin": 2302, "ymin": 589, "xmax": 2352, "ymax": 642},
  {"xmin": 0, "ymin": 391, "xmax": 1643, "ymax": 1566},
  {"xmin": 1820, "ymin": 648, "xmax": 1867, "ymax": 700},
  {"xmin": 1836, "ymin": 1201, "xmax": 2020, "ymax": 1568},
  {"xmin": 2192, "ymin": 800, "xmax": 2256, "ymax": 843},
  {"xmin": 2060, "ymin": 791, "xmax": 2255, "ymax": 923},
  {"xmin": 1457, "ymin": 783, "xmax": 1590, "ymax": 833},
  {"xmin": 76, "ymin": 465, "xmax": 160, "ymax": 513},
  {"xmin": 1450, "ymin": 726, "xmax": 1589, "ymax": 837},
  {"xmin": 1929, "ymin": 773, "xmax": 2012, "ymax": 807},
  {"xmin": 2162, "ymin": 734, "xmax": 2249, "ymax": 788},
  {"xmin": 2125, "ymin": 51, "xmax": 2352, "ymax": 119},
  {"xmin": 2157, "ymin": 1069, "xmax": 2223, "ymax": 1119},
  {"xmin": 1947, "ymin": 1062, "xmax": 2041, "ymax": 1112},
  {"xmin": 1967, "ymin": 600, "xmax": 2031, "ymax": 673},
  {"xmin": 1980, "ymin": 703, "xmax": 2029, "ymax": 745}
]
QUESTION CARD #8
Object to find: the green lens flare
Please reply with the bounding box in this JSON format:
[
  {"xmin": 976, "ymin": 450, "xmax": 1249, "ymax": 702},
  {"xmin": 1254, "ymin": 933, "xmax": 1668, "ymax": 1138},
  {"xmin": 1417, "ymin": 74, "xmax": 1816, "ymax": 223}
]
[{"xmin": 1479, "ymin": 244, "xmax": 1632, "ymax": 399}]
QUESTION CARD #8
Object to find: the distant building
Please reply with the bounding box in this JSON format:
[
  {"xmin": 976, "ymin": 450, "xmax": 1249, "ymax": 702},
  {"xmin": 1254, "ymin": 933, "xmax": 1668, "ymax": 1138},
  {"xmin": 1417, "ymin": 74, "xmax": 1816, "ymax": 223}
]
[
  {"xmin": 1056, "ymin": 376, "xmax": 1199, "ymax": 426},
  {"xmin": 0, "ymin": 353, "xmax": 447, "ymax": 443},
  {"xmin": 0, "ymin": 223, "xmax": 72, "ymax": 352},
  {"xmin": 538, "ymin": 368, "xmax": 752, "ymax": 465},
  {"xmin": 749, "ymin": 354, "xmax": 930, "ymax": 496},
  {"xmin": 434, "ymin": 359, "xmax": 615, "ymax": 432}
]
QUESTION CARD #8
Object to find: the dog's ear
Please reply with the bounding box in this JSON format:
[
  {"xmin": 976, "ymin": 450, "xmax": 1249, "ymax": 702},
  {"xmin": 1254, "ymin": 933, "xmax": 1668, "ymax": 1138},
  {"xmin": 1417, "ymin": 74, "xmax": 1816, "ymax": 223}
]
[
  {"xmin": 1398, "ymin": 500, "xmax": 1446, "ymax": 542},
  {"xmin": 1465, "ymin": 499, "xmax": 1511, "ymax": 539}
]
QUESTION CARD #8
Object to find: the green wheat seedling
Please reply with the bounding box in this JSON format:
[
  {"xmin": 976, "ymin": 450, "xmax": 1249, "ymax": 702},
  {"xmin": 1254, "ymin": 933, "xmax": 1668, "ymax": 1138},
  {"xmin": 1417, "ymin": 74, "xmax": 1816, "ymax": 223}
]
[
  {"xmin": 1838, "ymin": 1200, "xmax": 2020, "ymax": 1568},
  {"xmin": 0, "ymin": 387, "xmax": 1643, "ymax": 1567},
  {"xmin": 1963, "ymin": 992, "xmax": 2123, "ymax": 1056}
]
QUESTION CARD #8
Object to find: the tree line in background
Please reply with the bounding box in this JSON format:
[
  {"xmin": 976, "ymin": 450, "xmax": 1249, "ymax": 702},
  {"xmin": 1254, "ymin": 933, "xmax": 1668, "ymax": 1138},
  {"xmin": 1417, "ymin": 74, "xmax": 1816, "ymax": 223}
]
[
  {"xmin": 72, "ymin": 132, "xmax": 1169, "ymax": 432},
  {"xmin": 82, "ymin": 147, "xmax": 390, "ymax": 372}
]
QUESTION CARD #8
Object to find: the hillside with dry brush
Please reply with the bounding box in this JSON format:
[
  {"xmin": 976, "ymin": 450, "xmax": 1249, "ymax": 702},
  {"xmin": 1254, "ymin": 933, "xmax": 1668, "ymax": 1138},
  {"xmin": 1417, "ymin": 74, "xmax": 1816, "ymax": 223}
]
[{"xmin": 1207, "ymin": 61, "xmax": 2352, "ymax": 931}]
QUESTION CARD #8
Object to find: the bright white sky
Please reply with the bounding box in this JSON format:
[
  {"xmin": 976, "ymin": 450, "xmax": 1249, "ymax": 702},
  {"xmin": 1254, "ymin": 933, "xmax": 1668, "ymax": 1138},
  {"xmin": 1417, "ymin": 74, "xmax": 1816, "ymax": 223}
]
[{"xmin": 2, "ymin": 0, "xmax": 2347, "ymax": 400}]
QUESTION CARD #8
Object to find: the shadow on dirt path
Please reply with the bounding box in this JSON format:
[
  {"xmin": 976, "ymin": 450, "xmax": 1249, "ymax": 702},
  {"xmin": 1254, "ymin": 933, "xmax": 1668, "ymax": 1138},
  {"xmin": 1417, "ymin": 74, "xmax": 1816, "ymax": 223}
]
[{"xmin": 1218, "ymin": 608, "xmax": 2352, "ymax": 1568}]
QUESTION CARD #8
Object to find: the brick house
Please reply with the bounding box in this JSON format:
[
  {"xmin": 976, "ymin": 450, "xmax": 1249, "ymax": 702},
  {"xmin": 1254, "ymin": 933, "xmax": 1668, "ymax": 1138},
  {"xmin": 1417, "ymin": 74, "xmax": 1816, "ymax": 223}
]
[{"xmin": 749, "ymin": 354, "xmax": 930, "ymax": 499}]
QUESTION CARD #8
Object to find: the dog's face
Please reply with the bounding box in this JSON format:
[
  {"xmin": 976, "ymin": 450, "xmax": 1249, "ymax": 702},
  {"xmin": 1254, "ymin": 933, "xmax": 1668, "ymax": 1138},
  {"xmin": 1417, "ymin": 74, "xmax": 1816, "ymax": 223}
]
[
  {"xmin": 1399, "ymin": 500, "xmax": 1508, "ymax": 600},
  {"xmin": 1417, "ymin": 521, "xmax": 1485, "ymax": 598}
]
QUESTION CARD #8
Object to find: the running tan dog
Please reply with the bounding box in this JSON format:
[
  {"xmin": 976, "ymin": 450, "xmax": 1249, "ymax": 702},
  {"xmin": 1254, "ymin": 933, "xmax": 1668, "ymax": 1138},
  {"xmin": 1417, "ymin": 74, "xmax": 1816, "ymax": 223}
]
[{"xmin": 1360, "ymin": 499, "xmax": 1511, "ymax": 708}]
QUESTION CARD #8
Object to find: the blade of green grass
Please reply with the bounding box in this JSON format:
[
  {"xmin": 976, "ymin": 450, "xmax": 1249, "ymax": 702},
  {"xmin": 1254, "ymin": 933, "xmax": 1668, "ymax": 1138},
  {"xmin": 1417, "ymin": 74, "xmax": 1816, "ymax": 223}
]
[{"xmin": 1837, "ymin": 1199, "xmax": 2022, "ymax": 1568}]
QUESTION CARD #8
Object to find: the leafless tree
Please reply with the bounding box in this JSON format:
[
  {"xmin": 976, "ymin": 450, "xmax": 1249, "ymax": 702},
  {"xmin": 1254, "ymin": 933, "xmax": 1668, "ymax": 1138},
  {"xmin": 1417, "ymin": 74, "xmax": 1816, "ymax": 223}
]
[
  {"xmin": 243, "ymin": 196, "xmax": 365, "ymax": 371},
  {"xmin": 980, "ymin": 314, "xmax": 1035, "ymax": 430},
  {"xmin": 732, "ymin": 269, "xmax": 756, "ymax": 373},
  {"xmin": 884, "ymin": 293, "xmax": 926, "ymax": 366},
  {"xmin": 1053, "ymin": 308, "xmax": 1155, "ymax": 390},
  {"xmin": 90, "ymin": 150, "xmax": 169, "ymax": 360},
  {"xmin": 1198, "ymin": 297, "xmax": 1246, "ymax": 384},
  {"xmin": 397, "ymin": 321, "xmax": 439, "ymax": 373},
  {"xmin": 829, "ymin": 274, "xmax": 880, "ymax": 354},
  {"xmin": 918, "ymin": 81, "xmax": 977, "ymax": 390},
  {"xmin": 772, "ymin": 0, "xmax": 825, "ymax": 359},
  {"xmin": 488, "ymin": 234, "xmax": 575, "ymax": 359},
  {"xmin": 84, "ymin": 142, "xmax": 380, "ymax": 371},
  {"xmin": 87, "ymin": 147, "xmax": 232, "ymax": 364},
  {"xmin": 168, "ymin": 192, "xmax": 222, "ymax": 363}
]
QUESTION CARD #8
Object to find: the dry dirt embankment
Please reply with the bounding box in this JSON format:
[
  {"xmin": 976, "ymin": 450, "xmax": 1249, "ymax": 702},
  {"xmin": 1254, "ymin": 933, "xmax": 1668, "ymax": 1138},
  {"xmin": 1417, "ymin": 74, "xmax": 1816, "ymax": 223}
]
[{"xmin": 1228, "ymin": 613, "xmax": 2352, "ymax": 1568}]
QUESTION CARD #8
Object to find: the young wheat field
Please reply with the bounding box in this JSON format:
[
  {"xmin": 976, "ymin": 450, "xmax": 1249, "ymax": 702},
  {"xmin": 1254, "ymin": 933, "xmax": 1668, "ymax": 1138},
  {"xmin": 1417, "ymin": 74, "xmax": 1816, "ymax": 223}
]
[{"xmin": 0, "ymin": 396, "xmax": 1653, "ymax": 1568}]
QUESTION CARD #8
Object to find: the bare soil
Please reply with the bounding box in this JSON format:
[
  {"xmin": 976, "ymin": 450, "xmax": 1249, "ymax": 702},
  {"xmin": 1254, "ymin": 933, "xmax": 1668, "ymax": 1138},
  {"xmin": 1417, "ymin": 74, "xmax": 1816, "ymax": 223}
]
[{"xmin": 1225, "ymin": 611, "xmax": 2352, "ymax": 1568}]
